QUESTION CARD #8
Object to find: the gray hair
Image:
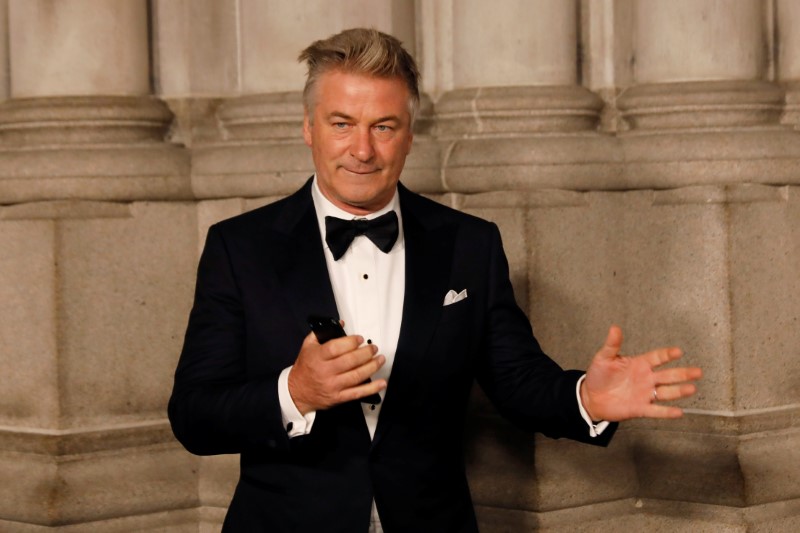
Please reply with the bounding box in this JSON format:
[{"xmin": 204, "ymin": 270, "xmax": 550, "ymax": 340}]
[{"xmin": 298, "ymin": 28, "xmax": 420, "ymax": 124}]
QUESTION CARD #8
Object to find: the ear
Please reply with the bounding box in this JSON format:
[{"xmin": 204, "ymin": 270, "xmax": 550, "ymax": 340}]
[{"xmin": 302, "ymin": 110, "xmax": 312, "ymax": 147}]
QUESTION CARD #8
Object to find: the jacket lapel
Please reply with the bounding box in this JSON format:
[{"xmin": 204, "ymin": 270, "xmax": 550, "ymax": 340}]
[
  {"xmin": 271, "ymin": 179, "xmax": 340, "ymax": 327},
  {"xmin": 372, "ymin": 185, "xmax": 457, "ymax": 448}
]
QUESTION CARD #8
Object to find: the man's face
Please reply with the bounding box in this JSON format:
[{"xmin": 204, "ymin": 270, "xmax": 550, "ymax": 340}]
[{"xmin": 303, "ymin": 70, "xmax": 414, "ymax": 215}]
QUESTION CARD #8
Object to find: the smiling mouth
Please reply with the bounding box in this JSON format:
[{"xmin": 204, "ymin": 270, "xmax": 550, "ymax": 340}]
[{"xmin": 341, "ymin": 167, "xmax": 379, "ymax": 175}]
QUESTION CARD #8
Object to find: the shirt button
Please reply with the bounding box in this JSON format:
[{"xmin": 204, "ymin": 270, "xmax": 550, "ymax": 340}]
[{"xmin": 363, "ymin": 274, "xmax": 369, "ymax": 280}]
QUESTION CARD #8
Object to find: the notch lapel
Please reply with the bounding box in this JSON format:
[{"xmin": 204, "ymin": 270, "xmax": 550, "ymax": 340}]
[{"xmin": 270, "ymin": 180, "xmax": 339, "ymax": 328}]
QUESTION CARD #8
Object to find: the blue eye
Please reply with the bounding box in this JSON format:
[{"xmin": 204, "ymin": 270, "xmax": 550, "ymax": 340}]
[{"xmin": 375, "ymin": 125, "xmax": 391, "ymax": 132}]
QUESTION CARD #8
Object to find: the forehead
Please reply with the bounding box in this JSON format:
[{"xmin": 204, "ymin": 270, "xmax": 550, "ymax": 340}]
[{"xmin": 312, "ymin": 70, "xmax": 411, "ymax": 114}]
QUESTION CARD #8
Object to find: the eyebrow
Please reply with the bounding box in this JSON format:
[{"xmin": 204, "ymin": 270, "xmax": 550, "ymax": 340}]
[{"xmin": 328, "ymin": 111, "xmax": 401, "ymax": 124}]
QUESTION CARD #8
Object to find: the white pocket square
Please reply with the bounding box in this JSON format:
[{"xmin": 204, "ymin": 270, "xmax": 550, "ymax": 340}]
[{"xmin": 443, "ymin": 288, "xmax": 468, "ymax": 306}]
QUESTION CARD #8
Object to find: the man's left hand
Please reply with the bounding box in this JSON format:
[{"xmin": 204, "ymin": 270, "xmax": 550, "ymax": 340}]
[{"xmin": 580, "ymin": 325, "xmax": 703, "ymax": 421}]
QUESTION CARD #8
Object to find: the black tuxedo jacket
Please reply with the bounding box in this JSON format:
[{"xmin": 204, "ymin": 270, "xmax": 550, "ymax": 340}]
[{"xmin": 169, "ymin": 179, "xmax": 615, "ymax": 532}]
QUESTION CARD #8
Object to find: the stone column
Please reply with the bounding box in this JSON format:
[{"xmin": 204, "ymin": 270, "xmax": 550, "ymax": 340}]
[
  {"xmin": 0, "ymin": 1, "xmax": 195, "ymax": 530},
  {"xmin": 424, "ymin": 2, "xmax": 631, "ymax": 531},
  {"xmin": 0, "ymin": 0, "xmax": 188, "ymax": 203},
  {"xmin": 777, "ymin": 0, "xmax": 800, "ymax": 127},
  {"xmin": 617, "ymin": 0, "xmax": 799, "ymax": 188},
  {"xmin": 437, "ymin": 0, "xmax": 619, "ymax": 194},
  {"xmin": 0, "ymin": 0, "xmax": 8, "ymax": 104}
]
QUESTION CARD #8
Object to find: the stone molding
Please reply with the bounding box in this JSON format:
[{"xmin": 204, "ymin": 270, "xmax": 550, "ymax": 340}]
[
  {"xmin": 0, "ymin": 442, "xmax": 196, "ymax": 527},
  {"xmin": 619, "ymin": 128, "xmax": 800, "ymax": 188},
  {"xmin": 476, "ymin": 497, "xmax": 800, "ymax": 531},
  {"xmin": 0, "ymin": 420, "xmax": 175, "ymax": 456},
  {"xmin": 784, "ymin": 81, "xmax": 800, "ymax": 128},
  {"xmin": 0, "ymin": 96, "xmax": 173, "ymax": 146},
  {"xmin": 634, "ymin": 426, "xmax": 800, "ymax": 507},
  {"xmin": 441, "ymin": 133, "xmax": 622, "ymax": 193},
  {"xmin": 0, "ymin": 200, "xmax": 134, "ymax": 220},
  {"xmin": 435, "ymin": 85, "xmax": 603, "ymax": 137},
  {"xmin": 2, "ymin": 84, "xmax": 799, "ymax": 204},
  {"xmin": 0, "ymin": 145, "xmax": 192, "ymax": 203},
  {"xmin": 0, "ymin": 96, "xmax": 191, "ymax": 203},
  {"xmin": 216, "ymin": 92, "xmax": 304, "ymax": 141},
  {"xmin": 617, "ymin": 80, "xmax": 785, "ymax": 131}
]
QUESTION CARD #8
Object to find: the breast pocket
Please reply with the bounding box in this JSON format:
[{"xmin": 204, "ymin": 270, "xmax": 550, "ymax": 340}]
[{"xmin": 438, "ymin": 298, "xmax": 473, "ymax": 325}]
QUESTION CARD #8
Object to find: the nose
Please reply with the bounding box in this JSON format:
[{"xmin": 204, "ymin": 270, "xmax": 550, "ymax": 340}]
[{"xmin": 350, "ymin": 127, "xmax": 375, "ymax": 162}]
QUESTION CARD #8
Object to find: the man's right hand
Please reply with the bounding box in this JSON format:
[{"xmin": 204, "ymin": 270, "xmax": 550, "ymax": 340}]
[{"xmin": 288, "ymin": 331, "xmax": 386, "ymax": 414}]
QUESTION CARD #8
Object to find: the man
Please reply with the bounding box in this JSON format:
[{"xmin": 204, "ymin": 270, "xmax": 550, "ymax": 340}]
[{"xmin": 169, "ymin": 28, "xmax": 701, "ymax": 532}]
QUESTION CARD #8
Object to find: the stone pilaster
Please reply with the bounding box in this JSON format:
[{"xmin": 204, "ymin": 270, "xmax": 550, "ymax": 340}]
[
  {"xmin": 0, "ymin": 200, "xmax": 199, "ymax": 530},
  {"xmin": 0, "ymin": 1, "xmax": 194, "ymax": 530},
  {"xmin": 602, "ymin": 1, "xmax": 800, "ymax": 531}
]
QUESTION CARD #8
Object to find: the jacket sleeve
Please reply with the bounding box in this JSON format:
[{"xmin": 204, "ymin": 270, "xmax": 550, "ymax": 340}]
[
  {"xmin": 168, "ymin": 225, "xmax": 292, "ymax": 455},
  {"xmin": 475, "ymin": 223, "xmax": 616, "ymax": 446}
]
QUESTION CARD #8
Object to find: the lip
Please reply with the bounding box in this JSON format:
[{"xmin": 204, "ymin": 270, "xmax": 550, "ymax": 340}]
[{"xmin": 340, "ymin": 167, "xmax": 379, "ymax": 175}]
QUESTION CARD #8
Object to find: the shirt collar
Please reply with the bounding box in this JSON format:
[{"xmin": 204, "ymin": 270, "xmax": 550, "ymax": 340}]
[{"xmin": 311, "ymin": 175, "xmax": 404, "ymax": 252}]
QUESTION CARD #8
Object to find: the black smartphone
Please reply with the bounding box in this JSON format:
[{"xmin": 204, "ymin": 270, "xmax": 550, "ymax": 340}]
[
  {"xmin": 307, "ymin": 315, "xmax": 347, "ymax": 344},
  {"xmin": 307, "ymin": 315, "xmax": 381, "ymax": 405}
]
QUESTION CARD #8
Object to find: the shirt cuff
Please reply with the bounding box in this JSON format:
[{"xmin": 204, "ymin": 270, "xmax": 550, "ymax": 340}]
[
  {"xmin": 576, "ymin": 374, "xmax": 610, "ymax": 438},
  {"xmin": 278, "ymin": 366, "xmax": 316, "ymax": 437}
]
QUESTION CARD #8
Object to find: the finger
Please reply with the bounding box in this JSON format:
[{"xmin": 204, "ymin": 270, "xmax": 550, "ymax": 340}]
[
  {"xmin": 328, "ymin": 344, "xmax": 379, "ymax": 374},
  {"xmin": 642, "ymin": 404, "xmax": 685, "ymax": 419},
  {"xmin": 301, "ymin": 330, "xmax": 321, "ymax": 348},
  {"xmin": 642, "ymin": 346, "xmax": 683, "ymax": 368},
  {"xmin": 653, "ymin": 383, "xmax": 698, "ymax": 402},
  {"xmin": 335, "ymin": 355, "xmax": 386, "ymax": 388},
  {"xmin": 653, "ymin": 367, "xmax": 703, "ymax": 385},
  {"xmin": 337, "ymin": 378, "xmax": 387, "ymax": 404},
  {"xmin": 318, "ymin": 335, "xmax": 364, "ymax": 359},
  {"xmin": 596, "ymin": 325, "xmax": 623, "ymax": 360}
]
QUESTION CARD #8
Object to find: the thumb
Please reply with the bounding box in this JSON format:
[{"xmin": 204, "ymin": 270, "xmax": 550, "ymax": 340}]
[
  {"xmin": 596, "ymin": 325, "xmax": 623, "ymax": 360},
  {"xmin": 303, "ymin": 330, "xmax": 321, "ymax": 347}
]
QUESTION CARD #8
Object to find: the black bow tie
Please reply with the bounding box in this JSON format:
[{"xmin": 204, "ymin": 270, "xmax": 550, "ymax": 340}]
[{"xmin": 325, "ymin": 211, "xmax": 399, "ymax": 261}]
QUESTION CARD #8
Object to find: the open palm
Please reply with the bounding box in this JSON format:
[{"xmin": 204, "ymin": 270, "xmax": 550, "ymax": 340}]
[{"xmin": 581, "ymin": 326, "xmax": 703, "ymax": 421}]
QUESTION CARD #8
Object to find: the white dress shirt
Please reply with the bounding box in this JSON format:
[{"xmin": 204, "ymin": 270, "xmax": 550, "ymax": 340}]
[{"xmin": 278, "ymin": 177, "xmax": 405, "ymax": 440}]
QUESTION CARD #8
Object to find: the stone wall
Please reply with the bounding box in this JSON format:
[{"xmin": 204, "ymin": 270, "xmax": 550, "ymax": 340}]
[{"xmin": 0, "ymin": 0, "xmax": 798, "ymax": 531}]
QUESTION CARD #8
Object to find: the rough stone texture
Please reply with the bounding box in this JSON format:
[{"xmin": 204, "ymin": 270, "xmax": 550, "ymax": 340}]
[
  {"xmin": 0, "ymin": 443, "xmax": 195, "ymax": 527},
  {"xmin": 54, "ymin": 202, "xmax": 196, "ymax": 426},
  {"xmin": 0, "ymin": 219, "xmax": 59, "ymax": 427},
  {"xmin": 199, "ymin": 455, "xmax": 238, "ymax": 508},
  {"xmin": 728, "ymin": 186, "xmax": 800, "ymax": 409}
]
